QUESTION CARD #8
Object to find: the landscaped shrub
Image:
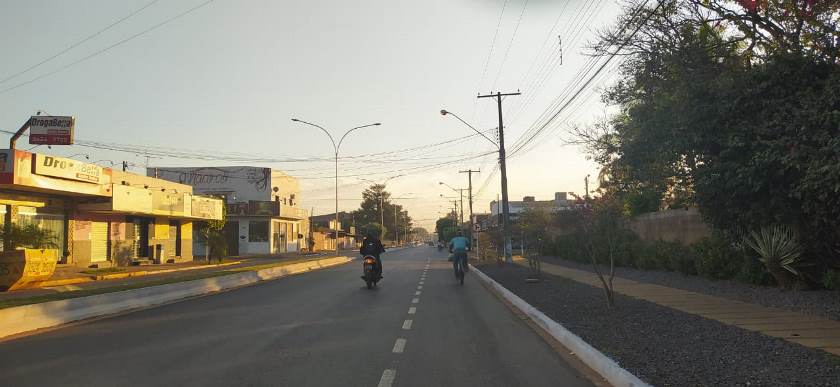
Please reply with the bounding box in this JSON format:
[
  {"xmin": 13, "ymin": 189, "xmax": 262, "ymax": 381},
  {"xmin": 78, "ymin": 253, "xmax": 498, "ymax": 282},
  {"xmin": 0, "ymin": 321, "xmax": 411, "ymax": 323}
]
[
  {"xmin": 735, "ymin": 257, "xmax": 776, "ymax": 286},
  {"xmin": 822, "ymin": 270, "xmax": 840, "ymax": 291},
  {"xmin": 648, "ymin": 240, "xmax": 697, "ymax": 275},
  {"xmin": 691, "ymin": 236, "xmax": 743, "ymax": 280}
]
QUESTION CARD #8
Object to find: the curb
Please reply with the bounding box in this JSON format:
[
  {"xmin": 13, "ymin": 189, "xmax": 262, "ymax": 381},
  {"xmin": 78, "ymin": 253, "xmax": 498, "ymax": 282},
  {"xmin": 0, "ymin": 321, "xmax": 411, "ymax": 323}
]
[
  {"xmin": 470, "ymin": 264, "xmax": 652, "ymax": 387},
  {"xmin": 38, "ymin": 261, "xmax": 245, "ymax": 287},
  {"xmin": 0, "ymin": 256, "xmax": 351, "ymax": 340}
]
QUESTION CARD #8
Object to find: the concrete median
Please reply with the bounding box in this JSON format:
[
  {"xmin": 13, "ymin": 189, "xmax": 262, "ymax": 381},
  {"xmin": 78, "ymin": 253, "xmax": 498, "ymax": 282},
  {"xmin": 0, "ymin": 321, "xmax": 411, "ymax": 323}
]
[{"xmin": 0, "ymin": 256, "xmax": 352, "ymax": 340}]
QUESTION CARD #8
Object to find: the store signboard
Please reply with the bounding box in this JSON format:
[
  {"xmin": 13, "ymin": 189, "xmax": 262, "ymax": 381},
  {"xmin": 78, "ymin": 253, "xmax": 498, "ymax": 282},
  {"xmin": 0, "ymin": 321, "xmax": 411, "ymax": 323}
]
[
  {"xmin": 28, "ymin": 116, "xmax": 75, "ymax": 145},
  {"xmin": 248, "ymin": 200, "xmax": 279, "ymax": 216},
  {"xmin": 34, "ymin": 154, "xmax": 103, "ymax": 184},
  {"xmin": 191, "ymin": 197, "xmax": 223, "ymax": 220},
  {"xmin": 0, "ymin": 150, "xmax": 12, "ymax": 184}
]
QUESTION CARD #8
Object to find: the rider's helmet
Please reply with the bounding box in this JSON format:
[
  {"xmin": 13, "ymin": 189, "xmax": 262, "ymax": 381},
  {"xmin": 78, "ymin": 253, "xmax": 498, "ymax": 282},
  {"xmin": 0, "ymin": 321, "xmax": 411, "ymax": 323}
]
[{"xmin": 456, "ymin": 229, "xmax": 464, "ymax": 237}]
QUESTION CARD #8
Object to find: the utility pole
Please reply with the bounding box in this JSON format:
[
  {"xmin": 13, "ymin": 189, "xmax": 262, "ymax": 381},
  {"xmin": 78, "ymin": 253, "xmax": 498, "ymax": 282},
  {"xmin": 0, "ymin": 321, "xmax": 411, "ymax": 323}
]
[
  {"xmin": 478, "ymin": 91, "xmax": 520, "ymax": 263},
  {"xmin": 122, "ymin": 161, "xmax": 128, "ymax": 172},
  {"xmin": 584, "ymin": 174, "xmax": 590, "ymax": 200},
  {"xmin": 394, "ymin": 205, "xmax": 399, "ymax": 245},
  {"xmin": 459, "ymin": 169, "xmax": 479, "ymax": 225}
]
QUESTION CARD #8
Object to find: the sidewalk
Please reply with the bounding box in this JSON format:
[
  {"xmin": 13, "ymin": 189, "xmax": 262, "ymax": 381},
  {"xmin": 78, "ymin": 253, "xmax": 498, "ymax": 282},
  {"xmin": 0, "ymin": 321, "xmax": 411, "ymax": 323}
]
[
  {"xmin": 0, "ymin": 253, "xmax": 342, "ymax": 307},
  {"xmin": 529, "ymin": 260, "xmax": 840, "ymax": 356}
]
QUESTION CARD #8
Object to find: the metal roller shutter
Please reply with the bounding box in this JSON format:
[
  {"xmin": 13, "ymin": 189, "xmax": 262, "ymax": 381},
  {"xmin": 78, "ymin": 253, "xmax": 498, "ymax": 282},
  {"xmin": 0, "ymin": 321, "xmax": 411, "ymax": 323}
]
[{"xmin": 90, "ymin": 221, "xmax": 108, "ymax": 263}]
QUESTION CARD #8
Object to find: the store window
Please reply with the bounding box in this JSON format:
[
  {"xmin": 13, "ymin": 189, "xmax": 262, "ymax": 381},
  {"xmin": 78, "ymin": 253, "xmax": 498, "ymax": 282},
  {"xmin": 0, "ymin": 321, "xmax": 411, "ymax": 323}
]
[
  {"xmin": 248, "ymin": 221, "xmax": 269, "ymax": 242},
  {"xmin": 1, "ymin": 205, "xmax": 66, "ymax": 253}
]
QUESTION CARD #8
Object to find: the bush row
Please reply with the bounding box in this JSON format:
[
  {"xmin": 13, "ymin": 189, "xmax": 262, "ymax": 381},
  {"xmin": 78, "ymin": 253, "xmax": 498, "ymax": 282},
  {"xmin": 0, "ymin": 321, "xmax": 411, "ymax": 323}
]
[{"xmin": 543, "ymin": 231, "xmax": 776, "ymax": 286}]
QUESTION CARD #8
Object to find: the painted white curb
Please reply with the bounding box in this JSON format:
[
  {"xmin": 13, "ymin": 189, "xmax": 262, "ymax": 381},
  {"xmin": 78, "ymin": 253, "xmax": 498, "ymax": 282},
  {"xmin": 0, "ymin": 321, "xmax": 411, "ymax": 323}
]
[
  {"xmin": 0, "ymin": 256, "xmax": 351, "ymax": 340},
  {"xmin": 471, "ymin": 264, "xmax": 652, "ymax": 387}
]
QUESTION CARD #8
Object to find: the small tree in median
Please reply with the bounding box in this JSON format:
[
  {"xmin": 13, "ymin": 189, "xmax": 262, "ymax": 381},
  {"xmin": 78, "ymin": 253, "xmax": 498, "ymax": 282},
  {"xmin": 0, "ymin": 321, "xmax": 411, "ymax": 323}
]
[
  {"xmin": 198, "ymin": 203, "xmax": 227, "ymax": 264},
  {"xmin": 580, "ymin": 197, "xmax": 626, "ymax": 307}
]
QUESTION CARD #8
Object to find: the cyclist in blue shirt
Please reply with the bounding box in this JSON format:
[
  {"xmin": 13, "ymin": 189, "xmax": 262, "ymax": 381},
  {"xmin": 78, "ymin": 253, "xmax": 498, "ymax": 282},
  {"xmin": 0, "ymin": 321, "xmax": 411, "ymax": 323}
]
[{"xmin": 449, "ymin": 230, "xmax": 470, "ymax": 278}]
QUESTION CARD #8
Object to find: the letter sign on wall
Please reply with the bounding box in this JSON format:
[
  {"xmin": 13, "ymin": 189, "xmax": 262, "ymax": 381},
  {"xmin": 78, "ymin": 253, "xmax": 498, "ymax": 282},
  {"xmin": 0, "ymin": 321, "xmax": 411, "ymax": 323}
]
[{"xmin": 34, "ymin": 154, "xmax": 103, "ymax": 184}]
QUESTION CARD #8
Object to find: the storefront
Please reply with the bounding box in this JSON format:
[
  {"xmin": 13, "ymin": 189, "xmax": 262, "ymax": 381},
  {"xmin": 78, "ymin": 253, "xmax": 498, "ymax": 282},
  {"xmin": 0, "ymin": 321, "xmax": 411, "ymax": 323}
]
[{"xmin": 1, "ymin": 150, "xmax": 223, "ymax": 267}]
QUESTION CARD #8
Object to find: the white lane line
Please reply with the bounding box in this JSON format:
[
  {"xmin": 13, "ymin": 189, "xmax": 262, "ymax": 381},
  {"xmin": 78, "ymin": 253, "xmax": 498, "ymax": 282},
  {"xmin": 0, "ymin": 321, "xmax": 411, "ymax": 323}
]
[
  {"xmin": 408, "ymin": 306, "xmax": 417, "ymax": 314},
  {"xmin": 402, "ymin": 319, "xmax": 413, "ymax": 330},
  {"xmin": 378, "ymin": 369, "xmax": 397, "ymax": 387},
  {"xmin": 411, "ymin": 297, "xmax": 419, "ymax": 304},
  {"xmin": 415, "ymin": 291, "xmax": 421, "ymax": 295},
  {"xmin": 419, "ymin": 281, "xmax": 424, "ymax": 285},
  {"xmin": 392, "ymin": 338, "xmax": 407, "ymax": 353},
  {"xmin": 417, "ymin": 285, "xmax": 423, "ymax": 290}
]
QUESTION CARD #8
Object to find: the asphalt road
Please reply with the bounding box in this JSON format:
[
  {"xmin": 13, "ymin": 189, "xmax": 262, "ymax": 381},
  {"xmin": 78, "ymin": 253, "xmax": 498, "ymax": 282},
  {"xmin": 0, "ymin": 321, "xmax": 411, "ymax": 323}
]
[{"xmin": 0, "ymin": 247, "xmax": 593, "ymax": 387}]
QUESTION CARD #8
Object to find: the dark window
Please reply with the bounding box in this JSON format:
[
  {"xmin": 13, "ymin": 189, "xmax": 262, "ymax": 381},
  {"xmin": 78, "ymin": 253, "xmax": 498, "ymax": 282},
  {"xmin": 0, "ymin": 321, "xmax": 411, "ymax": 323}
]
[{"xmin": 249, "ymin": 221, "xmax": 269, "ymax": 242}]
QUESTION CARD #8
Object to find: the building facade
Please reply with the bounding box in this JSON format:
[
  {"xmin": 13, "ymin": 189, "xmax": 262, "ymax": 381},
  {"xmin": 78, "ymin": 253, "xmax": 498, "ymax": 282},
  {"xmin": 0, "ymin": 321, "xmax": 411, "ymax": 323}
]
[
  {"xmin": 151, "ymin": 166, "xmax": 308, "ymax": 256},
  {"xmin": 0, "ymin": 150, "xmax": 224, "ymax": 268},
  {"xmin": 489, "ymin": 192, "xmax": 582, "ymax": 218}
]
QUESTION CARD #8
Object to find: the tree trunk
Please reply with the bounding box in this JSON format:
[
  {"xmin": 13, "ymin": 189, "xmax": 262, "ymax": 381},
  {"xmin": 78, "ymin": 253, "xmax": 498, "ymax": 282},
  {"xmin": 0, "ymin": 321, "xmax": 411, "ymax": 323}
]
[{"xmin": 204, "ymin": 230, "xmax": 211, "ymax": 264}]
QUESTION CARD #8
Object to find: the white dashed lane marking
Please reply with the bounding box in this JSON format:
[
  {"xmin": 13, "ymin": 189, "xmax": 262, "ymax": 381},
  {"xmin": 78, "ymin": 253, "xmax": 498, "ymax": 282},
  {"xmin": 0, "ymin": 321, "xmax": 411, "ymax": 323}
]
[
  {"xmin": 378, "ymin": 369, "xmax": 397, "ymax": 387},
  {"xmin": 392, "ymin": 338, "xmax": 407, "ymax": 353},
  {"xmin": 417, "ymin": 285, "xmax": 422, "ymax": 290},
  {"xmin": 419, "ymin": 281, "xmax": 424, "ymax": 285},
  {"xmin": 411, "ymin": 298, "xmax": 419, "ymax": 304},
  {"xmin": 408, "ymin": 307, "xmax": 416, "ymax": 314},
  {"xmin": 402, "ymin": 320, "xmax": 413, "ymax": 330},
  {"xmin": 415, "ymin": 291, "xmax": 421, "ymax": 295}
]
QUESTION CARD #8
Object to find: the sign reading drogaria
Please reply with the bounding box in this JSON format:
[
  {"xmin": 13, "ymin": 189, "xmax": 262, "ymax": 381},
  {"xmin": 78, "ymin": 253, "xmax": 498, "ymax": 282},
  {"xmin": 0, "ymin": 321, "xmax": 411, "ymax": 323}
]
[
  {"xmin": 28, "ymin": 116, "xmax": 75, "ymax": 145},
  {"xmin": 34, "ymin": 154, "xmax": 103, "ymax": 184}
]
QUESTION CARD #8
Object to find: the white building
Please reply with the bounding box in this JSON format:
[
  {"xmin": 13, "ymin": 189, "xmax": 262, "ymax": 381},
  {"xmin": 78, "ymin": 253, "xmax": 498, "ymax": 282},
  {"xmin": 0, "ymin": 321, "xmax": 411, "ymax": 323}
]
[
  {"xmin": 150, "ymin": 166, "xmax": 308, "ymax": 256},
  {"xmin": 489, "ymin": 192, "xmax": 580, "ymax": 217}
]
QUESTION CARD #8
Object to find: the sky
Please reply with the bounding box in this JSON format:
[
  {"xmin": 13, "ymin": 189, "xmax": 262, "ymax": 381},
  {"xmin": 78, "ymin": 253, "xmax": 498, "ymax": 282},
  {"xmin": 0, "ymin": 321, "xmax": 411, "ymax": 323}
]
[{"xmin": 0, "ymin": 0, "xmax": 625, "ymax": 231}]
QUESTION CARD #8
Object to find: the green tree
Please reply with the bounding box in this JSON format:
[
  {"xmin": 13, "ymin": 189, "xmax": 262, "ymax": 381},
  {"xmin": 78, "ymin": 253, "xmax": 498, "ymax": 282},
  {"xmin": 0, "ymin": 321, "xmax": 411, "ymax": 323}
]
[
  {"xmin": 575, "ymin": 0, "xmax": 840, "ymax": 282},
  {"xmin": 351, "ymin": 184, "xmax": 412, "ymax": 241},
  {"xmin": 197, "ymin": 202, "xmax": 227, "ymax": 264}
]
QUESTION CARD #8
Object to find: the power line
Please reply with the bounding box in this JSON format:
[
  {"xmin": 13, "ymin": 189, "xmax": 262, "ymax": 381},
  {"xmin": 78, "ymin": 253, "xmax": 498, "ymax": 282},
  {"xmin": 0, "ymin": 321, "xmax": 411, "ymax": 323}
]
[
  {"xmin": 510, "ymin": 0, "xmax": 663, "ymax": 157},
  {"xmin": 490, "ymin": 0, "xmax": 529, "ymax": 91},
  {"xmin": 472, "ymin": 0, "xmax": 510, "ymax": 121},
  {"xmin": 0, "ymin": 0, "xmax": 217, "ymax": 95},
  {"xmin": 0, "ymin": 0, "xmax": 161, "ymax": 85}
]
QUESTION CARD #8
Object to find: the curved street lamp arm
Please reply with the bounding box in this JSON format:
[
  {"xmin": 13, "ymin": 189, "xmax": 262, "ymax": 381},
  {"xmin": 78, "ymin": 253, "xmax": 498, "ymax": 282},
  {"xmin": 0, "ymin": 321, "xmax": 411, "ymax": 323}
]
[
  {"xmin": 440, "ymin": 110, "xmax": 498, "ymax": 149},
  {"xmin": 337, "ymin": 123, "xmax": 381, "ymax": 151},
  {"xmin": 292, "ymin": 118, "xmax": 337, "ymax": 152}
]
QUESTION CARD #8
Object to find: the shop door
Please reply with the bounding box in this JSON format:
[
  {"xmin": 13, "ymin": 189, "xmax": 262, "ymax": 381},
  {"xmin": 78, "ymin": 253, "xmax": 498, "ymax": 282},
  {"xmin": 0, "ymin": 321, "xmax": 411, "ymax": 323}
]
[
  {"xmin": 224, "ymin": 221, "xmax": 239, "ymax": 256},
  {"xmin": 90, "ymin": 221, "xmax": 109, "ymax": 263},
  {"xmin": 132, "ymin": 219, "xmax": 151, "ymax": 258}
]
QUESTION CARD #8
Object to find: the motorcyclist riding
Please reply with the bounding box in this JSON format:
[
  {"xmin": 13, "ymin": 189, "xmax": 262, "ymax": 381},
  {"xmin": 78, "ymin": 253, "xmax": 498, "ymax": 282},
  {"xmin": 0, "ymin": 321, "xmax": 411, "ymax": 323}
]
[
  {"xmin": 360, "ymin": 230, "xmax": 386, "ymax": 278},
  {"xmin": 449, "ymin": 230, "xmax": 470, "ymax": 278}
]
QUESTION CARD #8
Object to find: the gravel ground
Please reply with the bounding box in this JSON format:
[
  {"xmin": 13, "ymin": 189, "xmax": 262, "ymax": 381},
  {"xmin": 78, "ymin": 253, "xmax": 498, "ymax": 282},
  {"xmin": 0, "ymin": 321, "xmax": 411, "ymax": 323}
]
[
  {"xmin": 539, "ymin": 256, "xmax": 840, "ymax": 321},
  {"xmin": 479, "ymin": 264, "xmax": 840, "ymax": 387}
]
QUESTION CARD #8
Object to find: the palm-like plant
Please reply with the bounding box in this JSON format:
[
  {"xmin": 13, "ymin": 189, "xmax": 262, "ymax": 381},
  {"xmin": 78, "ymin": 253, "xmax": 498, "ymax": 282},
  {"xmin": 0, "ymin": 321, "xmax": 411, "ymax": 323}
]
[{"xmin": 743, "ymin": 225, "xmax": 803, "ymax": 288}]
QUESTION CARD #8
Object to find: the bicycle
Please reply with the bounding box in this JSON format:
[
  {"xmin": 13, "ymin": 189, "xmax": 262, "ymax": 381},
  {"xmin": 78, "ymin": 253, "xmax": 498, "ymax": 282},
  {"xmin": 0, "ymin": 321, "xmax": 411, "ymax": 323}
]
[{"xmin": 453, "ymin": 252, "xmax": 468, "ymax": 286}]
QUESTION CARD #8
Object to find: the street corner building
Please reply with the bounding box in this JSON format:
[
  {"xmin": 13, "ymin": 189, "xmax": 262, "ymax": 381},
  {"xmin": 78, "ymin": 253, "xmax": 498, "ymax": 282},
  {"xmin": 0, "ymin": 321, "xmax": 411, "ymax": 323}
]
[
  {"xmin": 148, "ymin": 166, "xmax": 308, "ymax": 256},
  {"xmin": 0, "ymin": 149, "xmax": 224, "ymax": 268}
]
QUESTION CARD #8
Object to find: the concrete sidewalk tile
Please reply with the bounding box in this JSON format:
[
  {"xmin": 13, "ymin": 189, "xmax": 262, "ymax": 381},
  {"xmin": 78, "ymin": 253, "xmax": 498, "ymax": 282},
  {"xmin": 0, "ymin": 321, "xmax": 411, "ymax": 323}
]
[
  {"xmin": 824, "ymin": 347, "xmax": 840, "ymax": 356},
  {"xmin": 760, "ymin": 329, "xmax": 840, "ymax": 339},
  {"xmin": 738, "ymin": 321, "xmax": 840, "ymax": 331},
  {"xmin": 788, "ymin": 337, "xmax": 840, "ymax": 348}
]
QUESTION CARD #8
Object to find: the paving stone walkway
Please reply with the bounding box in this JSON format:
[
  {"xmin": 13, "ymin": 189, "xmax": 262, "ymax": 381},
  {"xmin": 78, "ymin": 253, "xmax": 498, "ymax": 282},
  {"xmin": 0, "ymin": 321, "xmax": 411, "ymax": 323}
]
[{"xmin": 533, "ymin": 260, "xmax": 840, "ymax": 356}]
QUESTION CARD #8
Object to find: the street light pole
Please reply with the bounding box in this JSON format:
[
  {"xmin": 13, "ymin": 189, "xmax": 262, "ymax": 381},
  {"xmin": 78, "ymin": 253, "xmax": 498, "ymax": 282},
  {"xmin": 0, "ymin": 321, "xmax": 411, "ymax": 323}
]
[{"xmin": 292, "ymin": 118, "xmax": 381, "ymax": 257}]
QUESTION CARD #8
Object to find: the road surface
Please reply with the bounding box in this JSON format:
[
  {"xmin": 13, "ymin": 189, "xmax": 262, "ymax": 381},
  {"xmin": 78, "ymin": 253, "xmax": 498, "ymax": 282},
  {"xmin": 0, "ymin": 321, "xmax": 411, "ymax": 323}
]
[{"xmin": 0, "ymin": 247, "xmax": 593, "ymax": 387}]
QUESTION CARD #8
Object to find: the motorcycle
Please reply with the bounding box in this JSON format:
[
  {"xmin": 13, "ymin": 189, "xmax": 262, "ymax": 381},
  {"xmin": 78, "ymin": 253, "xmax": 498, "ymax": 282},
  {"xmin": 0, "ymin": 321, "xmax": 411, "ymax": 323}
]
[{"xmin": 361, "ymin": 255, "xmax": 381, "ymax": 289}]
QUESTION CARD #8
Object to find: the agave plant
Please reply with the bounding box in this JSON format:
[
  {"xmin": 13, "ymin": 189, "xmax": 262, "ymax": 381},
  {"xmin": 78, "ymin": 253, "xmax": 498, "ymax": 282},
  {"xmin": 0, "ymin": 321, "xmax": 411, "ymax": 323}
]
[{"xmin": 743, "ymin": 225, "xmax": 803, "ymax": 288}]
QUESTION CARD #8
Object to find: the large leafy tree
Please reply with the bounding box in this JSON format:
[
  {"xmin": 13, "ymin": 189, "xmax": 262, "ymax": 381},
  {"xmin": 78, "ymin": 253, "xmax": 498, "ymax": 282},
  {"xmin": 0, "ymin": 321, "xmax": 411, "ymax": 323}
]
[
  {"xmin": 351, "ymin": 184, "xmax": 412, "ymax": 241},
  {"xmin": 576, "ymin": 0, "xmax": 840, "ymax": 273}
]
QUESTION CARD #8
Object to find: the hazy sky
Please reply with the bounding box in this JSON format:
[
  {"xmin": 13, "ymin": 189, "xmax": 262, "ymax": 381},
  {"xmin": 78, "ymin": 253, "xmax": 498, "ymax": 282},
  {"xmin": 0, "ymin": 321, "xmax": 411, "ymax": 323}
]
[{"xmin": 0, "ymin": 0, "xmax": 623, "ymax": 230}]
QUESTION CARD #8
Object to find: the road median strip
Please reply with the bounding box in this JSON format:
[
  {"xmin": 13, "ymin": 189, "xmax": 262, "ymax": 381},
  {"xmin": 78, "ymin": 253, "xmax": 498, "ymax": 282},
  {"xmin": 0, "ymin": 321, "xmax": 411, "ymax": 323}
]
[
  {"xmin": 0, "ymin": 256, "xmax": 352, "ymax": 340},
  {"xmin": 470, "ymin": 264, "xmax": 651, "ymax": 387}
]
